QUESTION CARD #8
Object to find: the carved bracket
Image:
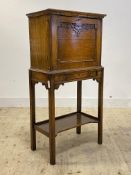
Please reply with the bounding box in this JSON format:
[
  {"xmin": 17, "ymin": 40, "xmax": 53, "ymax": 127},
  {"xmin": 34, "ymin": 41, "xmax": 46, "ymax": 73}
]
[
  {"xmin": 32, "ymin": 80, "xmax": 38, "ymax": 85},
  {"xmin": 42, "ymin": 82, "xmax": 64, "ymax": 90},
  {"xmin": 42, "ymin": 83, "xmax": 49, "ymax": 90},
  {"xmin": 94, "ymin": 77, "xmax": 101, "ymax": 83},
  {"xmin": 54, "ymin": 83, "xmax": 64, "ymax": 90},
  {"xmin": 93, "ymin": 70, "xmax": 103, "ymax": 83}
]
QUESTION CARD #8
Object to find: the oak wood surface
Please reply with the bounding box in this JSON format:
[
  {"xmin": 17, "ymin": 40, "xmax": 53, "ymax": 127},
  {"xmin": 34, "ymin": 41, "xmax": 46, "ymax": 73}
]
[
  {"xmin": 27, "ymin": 8, "xmax": 106, "ymax": 19},
  {"xmin": 27, "ymin": 9, "xmax": 104, "ymax": 72},
  {"xmin": 98, "ymin": 68, "xmax": 104, "ymax": 144},
  {"xmin": 29, "ymin": 70, "xmax": 36, "ymax": 150},
  {"xmin": 48, "ymin": 81, "xmax": 56, "ymax": 164},
  {"xmin": 29, "ymin": 15, "xmax": 50, "ymax": 71},
  {"xmin": 35, "ymin": 112, "xmax": 98, "ymax": 137},
  {"xmin": 76, "ymin": 81, "xmax": 82, "ymax": 134},
  {"xmin": 27, "ymin": 9, "xmax": 106, "ymax": 165}
]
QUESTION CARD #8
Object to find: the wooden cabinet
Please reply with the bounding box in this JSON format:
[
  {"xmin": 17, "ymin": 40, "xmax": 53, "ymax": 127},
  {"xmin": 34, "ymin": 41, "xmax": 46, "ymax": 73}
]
[
  {"xmin": 28, "ymin": 9, "xmax": 105, "ymax": 71},
  {"xmin": 27, "ymin": 9, "xmax": 106, "ymax": 165}
]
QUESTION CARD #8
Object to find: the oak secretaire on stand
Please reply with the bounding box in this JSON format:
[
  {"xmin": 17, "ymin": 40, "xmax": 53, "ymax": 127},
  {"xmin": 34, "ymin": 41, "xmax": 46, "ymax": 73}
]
[{"xmin": 26, "ymin": 9, "xmax": 106, "ymax": 165}]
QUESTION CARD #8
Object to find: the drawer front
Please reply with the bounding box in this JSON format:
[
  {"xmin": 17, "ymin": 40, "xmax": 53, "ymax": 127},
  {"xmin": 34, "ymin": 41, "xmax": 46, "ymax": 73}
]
[
  {"xmin": 54, "ymin": 70, "xmax": 98, "ymax": 83},
  {"xmin": 51, "ymin": 15, "xmax": 102, "ymax": 70}
]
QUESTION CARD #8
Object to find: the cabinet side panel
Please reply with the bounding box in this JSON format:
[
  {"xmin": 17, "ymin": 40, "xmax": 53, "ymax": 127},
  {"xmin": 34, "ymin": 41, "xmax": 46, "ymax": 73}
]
[{"xmin": 29, "ymin": 15, "xmax": 50, "ymax": 71}]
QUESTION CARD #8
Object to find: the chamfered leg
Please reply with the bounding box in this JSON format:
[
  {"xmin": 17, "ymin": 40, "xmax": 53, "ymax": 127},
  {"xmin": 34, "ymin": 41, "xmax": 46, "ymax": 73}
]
[
  {"xmin": 29, "ymin": 70, "xmax": 36, "ymax": 150},
  {"xmin": 98, "ymin": 68, "xmax": 104, "ymax": 144},
  {"xmin": 48, "ymin": 81, "xmax": 56, "ymax": 165},
  {"xmin": 76, "ymin": 81, "xmax": 82, "ymax": 134}
]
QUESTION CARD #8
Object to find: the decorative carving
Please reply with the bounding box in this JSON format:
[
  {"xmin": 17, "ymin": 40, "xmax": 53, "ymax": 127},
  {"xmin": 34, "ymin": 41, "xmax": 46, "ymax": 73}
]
[
  {"xmin": 32, "ymin": 80, "xmax": 38, "ymax": 85},
  {"xmin": 93, "ymin": 70, "xmax": 102, "ymax": 83},
  {"xmin": 94, "ymin": 77, "xmax": 101, "ymax": 83},
  {"xmin": 42, "ymin": 82, "xmax": 64, "ymax": 90},
  {"xmin": 54, "ymin": 83, "xmax": 64, "ymax": 90},
  {"xmin": 58, "ymin": 22, "xmax": 95, "ymax": 37},
  {"xmin": 42, "ymin": 82, "xmax": 49, "ymax": 89}
]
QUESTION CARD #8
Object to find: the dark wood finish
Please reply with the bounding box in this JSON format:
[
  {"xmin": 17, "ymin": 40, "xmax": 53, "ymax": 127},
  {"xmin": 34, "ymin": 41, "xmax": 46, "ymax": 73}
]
[
  {"xmin": 30, "ymin": 66, "xmax": 102, "ymax": 86},
  {"xmin": 35, "ymin": 112, "xmax": 98, "ymax": 136},
  {"xmin": 76, "ymin": 81, "xmax": 82, "ymax": 134},
  {"xmin": 27, "ymin": 9, "xmax": 106, "ymax": 165},
  {"xmin": 27, "ymin": 9, "xmax": 106, "ymax": 72},
  {"xmin": 27, "ymin": 8, "xmax": 106, "ymax": 19},
  {"xmin": 28, "ymin": 15, "xmax": 50, "ymax": 71},
  {"xmin": 52, "ymin": 16, "xmax": 102, "ymax": 70},
  {"xmin": 98, "ymin": 68, "xmax": 104, "ymax": 144},
  {"xmin": 29, "ymin": 70, "xmax": 36, "ymax": 150},
  {"xmin": 48, "ymin": 80, "xmax": 56, "ymax": 165}
]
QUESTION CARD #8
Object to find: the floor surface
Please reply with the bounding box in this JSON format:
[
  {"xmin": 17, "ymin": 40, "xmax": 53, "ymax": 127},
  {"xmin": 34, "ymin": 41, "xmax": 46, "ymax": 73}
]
[{"xmin": 0, "ymin": 108, "xmax": 131, "ymax": 175}]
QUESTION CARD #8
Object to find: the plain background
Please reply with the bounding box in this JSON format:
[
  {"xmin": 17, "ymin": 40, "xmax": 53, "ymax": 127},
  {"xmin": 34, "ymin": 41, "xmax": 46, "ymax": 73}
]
[{"xmin": 0, "ymin": 0, "xmax": 131, "ymax": 107}]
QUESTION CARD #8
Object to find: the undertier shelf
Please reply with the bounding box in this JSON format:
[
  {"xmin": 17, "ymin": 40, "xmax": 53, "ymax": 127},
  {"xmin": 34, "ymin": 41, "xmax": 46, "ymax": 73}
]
[{"xmin": 35, "ymin": 112, "xmax": 98, "ymax": 137}]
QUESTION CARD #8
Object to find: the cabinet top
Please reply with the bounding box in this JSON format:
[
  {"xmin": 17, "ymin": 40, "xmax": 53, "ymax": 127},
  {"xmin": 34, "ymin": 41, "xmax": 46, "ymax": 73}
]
[{"xmin": 27, "ymin": 8, "xmax": 106, "ymax": 19}]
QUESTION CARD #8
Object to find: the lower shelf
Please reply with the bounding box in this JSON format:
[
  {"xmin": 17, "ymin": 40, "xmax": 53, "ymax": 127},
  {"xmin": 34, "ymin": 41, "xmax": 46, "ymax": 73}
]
[{"xmin": 35, "ymin": 112, "xmax": 98, "ymax": 137}]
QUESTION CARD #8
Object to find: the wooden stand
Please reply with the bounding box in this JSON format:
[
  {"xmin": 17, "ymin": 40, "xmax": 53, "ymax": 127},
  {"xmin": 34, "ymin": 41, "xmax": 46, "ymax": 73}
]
[{"xmin": 29, "ymin": 67, "xmax": 104, "ymax": 165}]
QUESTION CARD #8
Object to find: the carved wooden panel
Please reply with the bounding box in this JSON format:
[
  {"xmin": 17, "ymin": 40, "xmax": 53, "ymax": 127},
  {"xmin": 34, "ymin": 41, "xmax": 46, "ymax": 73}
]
[
  {"xmin": 57, "ymin": 21, "xmax": 97, "ymax": 63},
  {"xmin": 56, "ymin": 17, "xmax": 100, "ymax": 68}
]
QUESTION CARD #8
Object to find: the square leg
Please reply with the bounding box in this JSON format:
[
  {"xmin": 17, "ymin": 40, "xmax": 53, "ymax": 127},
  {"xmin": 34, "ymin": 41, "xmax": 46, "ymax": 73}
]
[
  {"xmin": 48, "ymin": 82, "xmax": 56, "ymax": 165},
  {"xmin": 98, "ymin": 69, "xmax": 104, "ymax": 144},
  {"xmin": 76, "ymin": 81, "xmax": 82, "ymax": 134},
  {"xmin": 29, "ymin": 71, "xmax": 36, "ymax": 150}
]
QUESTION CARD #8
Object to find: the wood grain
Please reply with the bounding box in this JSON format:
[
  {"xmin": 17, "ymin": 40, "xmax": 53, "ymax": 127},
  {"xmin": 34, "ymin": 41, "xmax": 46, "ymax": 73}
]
[
  {"xmin": 29, "ymin": 15, "xmax": 50, "ymax": 71},
  {"xmin": 27, "ymin": 9, "xmax": 106, "ymax": 165},
  {"xmin": 27, "ymin": 9, "xmax": 105, "ymax": 71}
]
